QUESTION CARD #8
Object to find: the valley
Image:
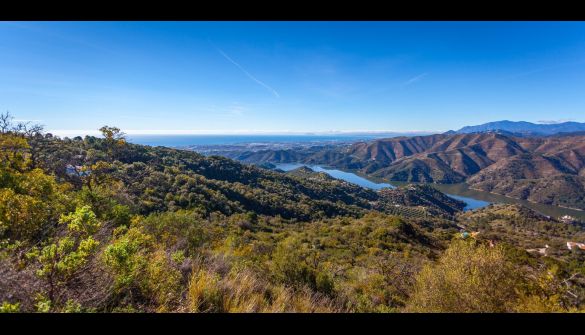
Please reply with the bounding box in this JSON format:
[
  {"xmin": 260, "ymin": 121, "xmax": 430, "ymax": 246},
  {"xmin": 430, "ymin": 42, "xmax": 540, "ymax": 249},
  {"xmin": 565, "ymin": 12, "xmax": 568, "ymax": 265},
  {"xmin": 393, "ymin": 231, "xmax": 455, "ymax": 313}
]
[
  {"xmin": 198, "ymin": 132, "xmax": 585, "ymax": 214},
  {"xmin": 271, "ymin": 163, "xmax": 585, "ymax": 221}
]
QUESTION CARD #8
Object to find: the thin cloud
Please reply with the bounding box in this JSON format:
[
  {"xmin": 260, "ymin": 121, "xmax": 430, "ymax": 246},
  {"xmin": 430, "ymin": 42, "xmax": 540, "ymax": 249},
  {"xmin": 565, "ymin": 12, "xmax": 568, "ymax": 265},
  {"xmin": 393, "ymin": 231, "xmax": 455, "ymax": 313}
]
[
  {"xmin": 217, "ymin": 48, "xmax": 280, "ymax": 98},
  {"xmin": 361, "ymin": 72, "xmax": 428, "ymax": 97},
  {"xmin": 506, "ymin": 60, "xmax": 585, "ymax": 80},
  {"xmin": 402, "ymin": 73, "xmax": 428, "ymax": 86},
  {"xmin": 537, "ymin": 119, "xmax": 575, "ymax": 125}
]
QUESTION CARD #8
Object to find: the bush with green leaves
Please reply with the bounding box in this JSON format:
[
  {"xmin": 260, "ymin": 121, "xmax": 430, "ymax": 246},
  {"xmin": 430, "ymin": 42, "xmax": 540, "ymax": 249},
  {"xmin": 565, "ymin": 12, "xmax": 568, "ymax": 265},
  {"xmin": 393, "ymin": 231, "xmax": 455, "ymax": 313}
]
[
  {"xmin": 26, "ymin": 206, "xmax": 101, "ymax": 308},
  {"xmin": 406, "ymin": 239, "xmax": 572, "ymax": 312},
  {"xmin": 0, "ymin": 167, "xmax": 71, "ymax": 242},
  {"xmin": 102, "ymin": 225, "xmax": 183, "ymax": 311},
  {"xmin": 0, "ymin": 301, "xmax": 20, "ymax": 313},
  {"xmin": 271, "ymin": 236, "xmax": 319, "ymax": 290}
]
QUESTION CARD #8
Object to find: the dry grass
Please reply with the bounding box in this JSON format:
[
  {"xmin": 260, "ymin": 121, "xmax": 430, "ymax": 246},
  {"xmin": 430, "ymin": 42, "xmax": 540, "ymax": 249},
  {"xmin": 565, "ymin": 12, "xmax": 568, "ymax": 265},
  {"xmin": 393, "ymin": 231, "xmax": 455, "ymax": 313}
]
[{"xmin": 183, "ymin": 260, "xmax": 345, "ymax": 313}]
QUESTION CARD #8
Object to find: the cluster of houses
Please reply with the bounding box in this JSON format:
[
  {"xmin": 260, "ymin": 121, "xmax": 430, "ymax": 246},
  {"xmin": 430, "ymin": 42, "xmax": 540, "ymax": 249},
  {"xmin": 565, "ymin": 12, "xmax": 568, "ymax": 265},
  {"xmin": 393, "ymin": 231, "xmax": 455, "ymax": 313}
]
[
  {"xmin": 523, "ymin": 215, "xmax": 584, "ymax": 256},
  {"xmin": 526, "ymin": 241, "xmax": 585, "ymax": 256}
]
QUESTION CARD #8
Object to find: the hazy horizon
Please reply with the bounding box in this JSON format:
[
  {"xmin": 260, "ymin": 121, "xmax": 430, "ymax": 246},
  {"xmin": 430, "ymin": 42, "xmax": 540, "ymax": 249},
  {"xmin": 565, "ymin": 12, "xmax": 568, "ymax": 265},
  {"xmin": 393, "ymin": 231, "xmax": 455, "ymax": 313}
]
[{"xmin": 46, "ymin": 129, "xmax": 439, "ymax": 137}]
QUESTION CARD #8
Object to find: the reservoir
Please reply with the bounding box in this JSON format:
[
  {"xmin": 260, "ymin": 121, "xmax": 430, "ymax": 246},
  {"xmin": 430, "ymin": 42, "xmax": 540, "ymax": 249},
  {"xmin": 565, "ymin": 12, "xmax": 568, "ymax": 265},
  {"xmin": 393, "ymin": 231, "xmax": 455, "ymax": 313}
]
[
  {"xmin": 274, "ymin": 163, "xmax": 585, "ymax": 220},
  {"xmin": 274, "ymin": 163, "xmax": 488, "ymax": 211},
  {"xmin": 274, "ymin": 163, "xmax": 394, "ymax": 190}
]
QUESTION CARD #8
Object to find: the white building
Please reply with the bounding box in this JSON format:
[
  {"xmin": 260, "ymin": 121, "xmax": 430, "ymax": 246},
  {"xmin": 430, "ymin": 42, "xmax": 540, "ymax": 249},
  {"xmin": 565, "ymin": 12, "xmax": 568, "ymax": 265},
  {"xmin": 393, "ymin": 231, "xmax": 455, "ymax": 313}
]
[{"xmin": 567, "ymin": 242, "xmax": 585, "ymax": 251}]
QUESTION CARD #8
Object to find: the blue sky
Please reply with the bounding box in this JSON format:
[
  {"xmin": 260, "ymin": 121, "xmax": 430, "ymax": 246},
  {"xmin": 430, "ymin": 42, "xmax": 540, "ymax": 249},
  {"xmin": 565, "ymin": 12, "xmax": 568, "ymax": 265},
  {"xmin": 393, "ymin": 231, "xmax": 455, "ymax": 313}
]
[{"xmin": 1, "ymin": 21, "xmax": 585, "ymax": 135}]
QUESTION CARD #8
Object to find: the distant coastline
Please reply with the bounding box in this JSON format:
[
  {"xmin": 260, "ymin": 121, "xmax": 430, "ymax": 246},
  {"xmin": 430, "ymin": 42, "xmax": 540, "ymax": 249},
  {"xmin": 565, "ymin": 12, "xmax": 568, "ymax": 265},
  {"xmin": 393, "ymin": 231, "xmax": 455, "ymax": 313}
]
[{"xmin": 124, "ymin": 133, "xmax": 434, "ymax": 147}]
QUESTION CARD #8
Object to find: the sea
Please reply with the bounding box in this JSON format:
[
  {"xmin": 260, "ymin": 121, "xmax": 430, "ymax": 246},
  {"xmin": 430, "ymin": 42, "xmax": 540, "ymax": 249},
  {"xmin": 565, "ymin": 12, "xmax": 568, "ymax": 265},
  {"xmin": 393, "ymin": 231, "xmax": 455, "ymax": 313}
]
[{"xmin": 126, "ymin": 134, "xmax": 411, "ymax": 147}]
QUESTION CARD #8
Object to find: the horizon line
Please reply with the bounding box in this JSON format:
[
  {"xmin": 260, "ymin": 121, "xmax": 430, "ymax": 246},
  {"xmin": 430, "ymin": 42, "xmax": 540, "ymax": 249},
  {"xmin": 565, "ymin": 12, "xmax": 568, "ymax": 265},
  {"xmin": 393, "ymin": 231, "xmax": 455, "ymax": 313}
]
[{"xmin": 47, "ymin": 129, "xmax": 442, "ymax": 137}]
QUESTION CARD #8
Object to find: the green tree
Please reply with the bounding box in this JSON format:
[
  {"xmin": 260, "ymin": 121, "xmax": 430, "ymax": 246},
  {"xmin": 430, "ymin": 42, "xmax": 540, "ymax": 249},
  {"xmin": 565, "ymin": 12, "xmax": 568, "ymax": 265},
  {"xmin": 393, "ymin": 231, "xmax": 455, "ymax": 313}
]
[
  {"xmin": 0, "ymin": 133, "xmax": 29, "ymax": 172},
  {"xmin": 1, "ymin": 129, "xmax": 73, "ymax": 243},
  {"xmin": 99, "ymin": 126, "xmax": 126, "ymax": 160}
]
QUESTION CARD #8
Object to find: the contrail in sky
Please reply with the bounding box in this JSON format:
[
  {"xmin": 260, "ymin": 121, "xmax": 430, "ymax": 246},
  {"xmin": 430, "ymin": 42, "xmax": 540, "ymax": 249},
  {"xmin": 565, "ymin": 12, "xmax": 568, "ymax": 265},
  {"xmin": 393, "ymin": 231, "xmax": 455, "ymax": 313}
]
[
  {"xmin": 217, "ymin": 48, "xmax": 280, "ymax": 98},
  {"xmin": 402, "ymin": 73, "xmax": 428, "ymax": 86}
]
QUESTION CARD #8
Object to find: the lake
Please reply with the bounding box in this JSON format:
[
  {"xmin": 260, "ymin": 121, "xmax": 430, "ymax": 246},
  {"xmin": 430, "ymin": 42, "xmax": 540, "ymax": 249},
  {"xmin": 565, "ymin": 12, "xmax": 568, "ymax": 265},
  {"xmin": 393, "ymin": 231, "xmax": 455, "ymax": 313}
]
[
  {"xmin": 430, "ymin": 182, "xmax": 585, "ymax": 221},
  {"xmin": 274, "ymin": 163, "xmax": 585, "ymax": 220},
  {"xmin": 274, "ymin": 163, "xmax": 395, "ymax": 190},
  {"xmin": 274, "ymin": 163, "xmax": 489, "ymax": 211}
]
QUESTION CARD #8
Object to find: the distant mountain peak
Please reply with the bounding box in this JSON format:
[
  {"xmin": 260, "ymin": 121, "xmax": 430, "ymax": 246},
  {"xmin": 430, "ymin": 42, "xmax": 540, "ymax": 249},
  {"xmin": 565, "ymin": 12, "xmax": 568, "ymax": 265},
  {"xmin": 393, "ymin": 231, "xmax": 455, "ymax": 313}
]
[{"xmin": 453, "ymin": 120, "xmax": 585, "ymax": 136}]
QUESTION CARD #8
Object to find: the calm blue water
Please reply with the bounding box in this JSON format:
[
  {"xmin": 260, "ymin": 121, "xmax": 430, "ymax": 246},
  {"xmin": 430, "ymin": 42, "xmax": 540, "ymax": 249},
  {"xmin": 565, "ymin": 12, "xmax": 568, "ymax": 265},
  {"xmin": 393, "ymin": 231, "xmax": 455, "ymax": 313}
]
[
  {"xmin": 127, "ymin": 134, "xmax": 393, "ymax": 147},
  {"xmin": 442, "ymin": 193, "xmax": 490, "ymax": 211},
  {"xmin": 275, "ymin": 163, "xmax": 395, "ymax": 190},
  {"xmin": 275, "ymin": 163, "xmax": 489, "ymax": 211}
]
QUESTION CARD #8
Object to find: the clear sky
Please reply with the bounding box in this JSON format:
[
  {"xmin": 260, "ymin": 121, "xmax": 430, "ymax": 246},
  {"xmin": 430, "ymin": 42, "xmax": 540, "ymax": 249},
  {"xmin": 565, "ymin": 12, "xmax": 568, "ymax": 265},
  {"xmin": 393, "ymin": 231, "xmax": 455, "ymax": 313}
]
[{"xmin": 1, "ymin": 21, "xmax": 585, "ymax": 135}]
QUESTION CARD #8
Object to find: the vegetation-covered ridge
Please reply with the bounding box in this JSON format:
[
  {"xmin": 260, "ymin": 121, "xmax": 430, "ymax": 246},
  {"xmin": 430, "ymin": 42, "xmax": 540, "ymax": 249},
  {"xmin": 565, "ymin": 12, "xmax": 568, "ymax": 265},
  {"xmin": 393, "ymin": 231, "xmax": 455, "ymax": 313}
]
[{"xmin": 1, "ymin": 113, "xmax": 584, "ymax": 313}]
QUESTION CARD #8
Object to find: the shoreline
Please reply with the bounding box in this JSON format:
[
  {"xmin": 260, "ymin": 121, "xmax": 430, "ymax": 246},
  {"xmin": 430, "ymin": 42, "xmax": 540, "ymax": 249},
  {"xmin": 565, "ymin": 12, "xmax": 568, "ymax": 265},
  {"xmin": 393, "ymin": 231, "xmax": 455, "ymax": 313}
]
[
  {"xmin": 466, "ymin": 186, "xmax": 585, "ymax": 212},
  {"xmin": 330, "ymin": 165, "xmax": 585, "ymax": 219},
  {"xmin": 270, "ymin": 162, "xmax": 585, "ymax": 221}
]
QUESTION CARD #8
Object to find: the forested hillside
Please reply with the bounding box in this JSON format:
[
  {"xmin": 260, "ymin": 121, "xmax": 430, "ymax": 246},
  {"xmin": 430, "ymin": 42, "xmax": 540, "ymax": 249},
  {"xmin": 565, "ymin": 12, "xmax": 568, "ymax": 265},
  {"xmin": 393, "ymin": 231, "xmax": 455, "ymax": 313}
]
[{"xmin": 1, "ymin": 114, "xmax": 584, "ymax": 313}]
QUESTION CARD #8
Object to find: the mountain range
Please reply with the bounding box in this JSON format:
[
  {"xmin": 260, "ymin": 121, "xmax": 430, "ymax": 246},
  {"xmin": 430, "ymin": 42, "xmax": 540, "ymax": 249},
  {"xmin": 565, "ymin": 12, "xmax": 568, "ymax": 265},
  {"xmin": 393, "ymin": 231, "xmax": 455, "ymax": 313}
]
[{"xmin": 452, "ymin": 120, "xmax": 585, "ymax": 136}]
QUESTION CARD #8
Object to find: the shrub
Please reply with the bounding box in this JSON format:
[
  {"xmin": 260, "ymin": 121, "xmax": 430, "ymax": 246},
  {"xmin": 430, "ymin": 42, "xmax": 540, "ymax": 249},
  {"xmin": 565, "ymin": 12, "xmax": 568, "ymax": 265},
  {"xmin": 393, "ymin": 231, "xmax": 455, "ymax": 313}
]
[
  {"xmin": 0, "ymin": 301, "xmax": 20, "ymax": 313},
  {"xmin": 406, "ymin": 240, "xmax": 523, "ymax": 312},
  {"xmin": 0, "ymin": 169, "xmax": 70, "ymax": 242},
  {"xmin": 271, "ymin": 236, "xmax": 318, "ymax": 289},
  {"xmin": 103, "ymin": 226, "xmax": 182, "ymax": 311},
  {"xmin": 26, "ymin": 206, "xmax": 101, "ymax": 308},
  {"xmin": 405, "ymin": 240, "xmax": 572, "ymax": 313},
  {"xmin": 110, "ymin": 204, "xmax": 132, "ymax": 227},
  {"xmin": 102, "ymin": 227, "xmax": 153, "ymax": 293}
]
